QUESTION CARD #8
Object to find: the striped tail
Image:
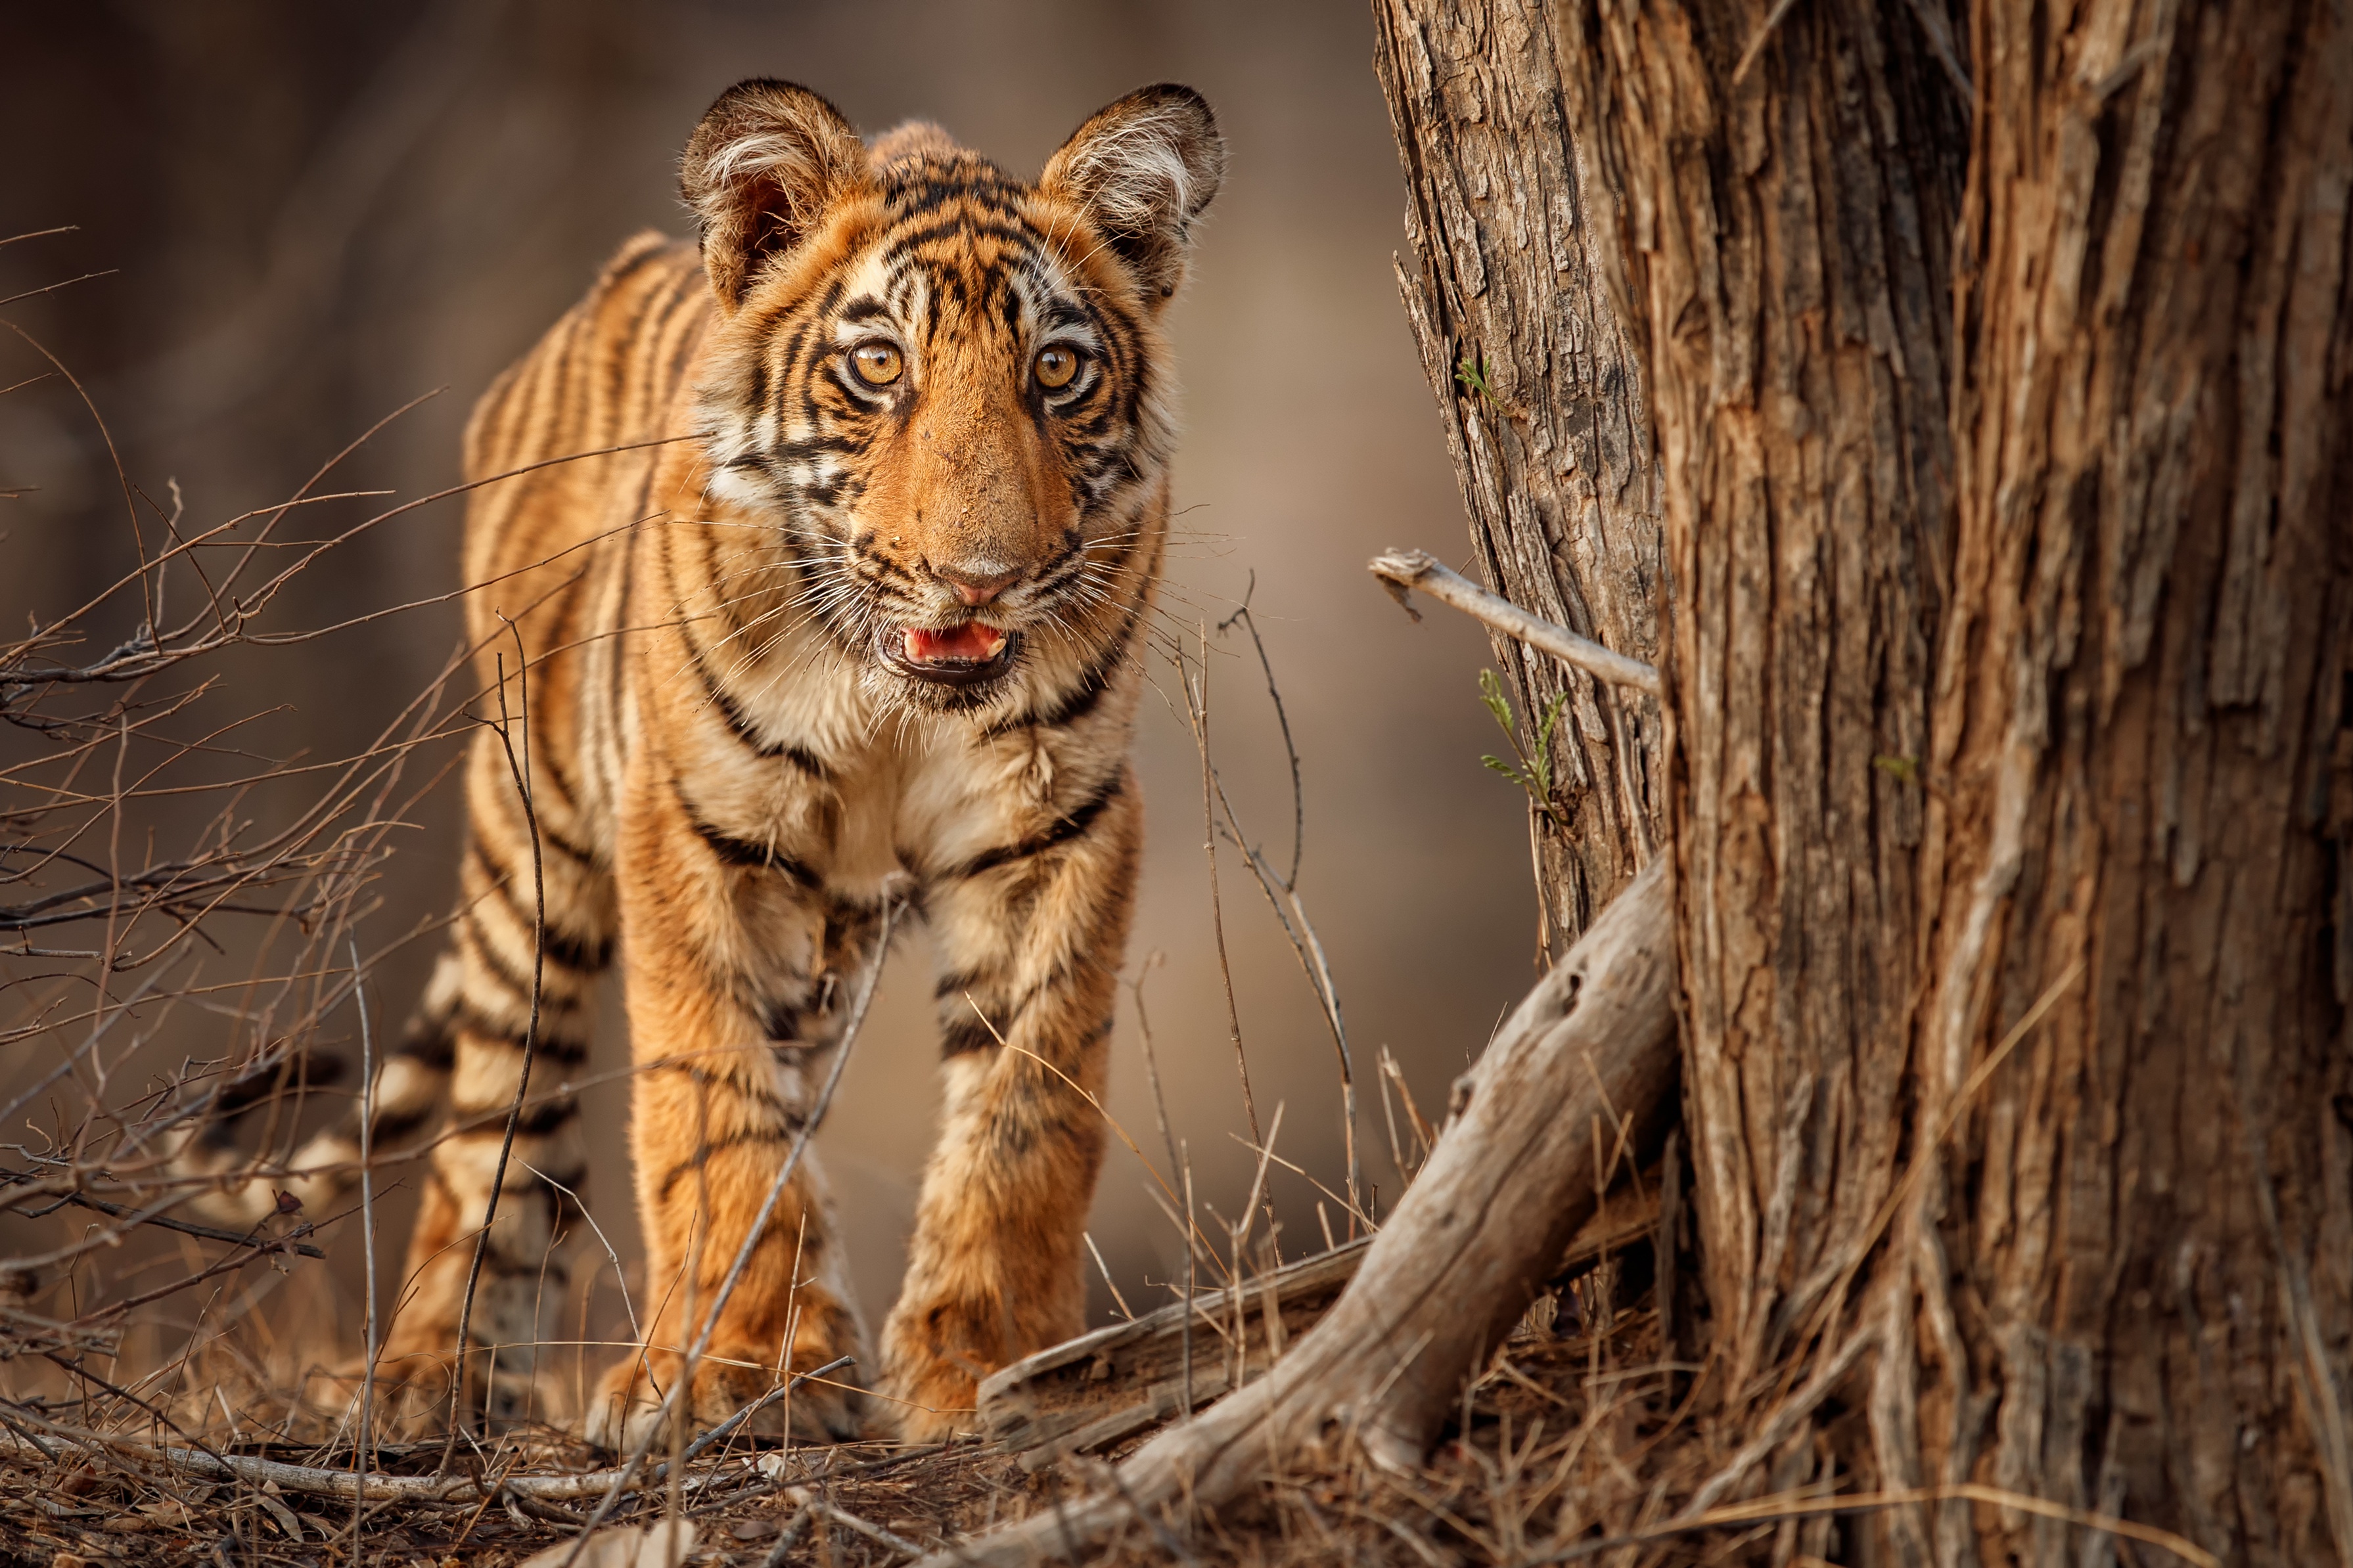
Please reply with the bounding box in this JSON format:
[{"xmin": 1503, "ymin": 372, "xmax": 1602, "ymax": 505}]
[{"xmin": 168, "ymin": 954, "xmax": 466, "ymax": 1230}]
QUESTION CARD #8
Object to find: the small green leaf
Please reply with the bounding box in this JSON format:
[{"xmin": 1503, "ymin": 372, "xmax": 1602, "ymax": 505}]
[
  {"xmin": 1872, "ymin": 754, "xmax": 1921, "ymax": 786},
  {"xmin": 1454, "ymin": 352, "xmax": 1506, "ymax": 413},
  {"xmin": 1478, "ymin": 668, "xmax": 1516, "ymax": 736},
  {"xmin": 1532, "ymin": 690, "xmax": 1570, "ymax": 795}
]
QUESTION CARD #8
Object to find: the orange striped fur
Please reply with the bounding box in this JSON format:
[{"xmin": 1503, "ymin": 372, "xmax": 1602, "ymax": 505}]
[{"xmin": 183, "ymin": 81, "xmax": 1221, "ymax": 1447}]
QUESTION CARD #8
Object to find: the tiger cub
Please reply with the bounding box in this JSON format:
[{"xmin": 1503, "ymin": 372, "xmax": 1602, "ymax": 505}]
[{"xmin": 200, "ymin": 81, "xmax": 1220, "ymax": 1446}]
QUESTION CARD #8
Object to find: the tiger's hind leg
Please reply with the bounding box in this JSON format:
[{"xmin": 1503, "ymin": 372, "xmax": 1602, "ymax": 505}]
[{"xmin": 372, "ymin": 725, "xmax": 615, "ymax": 1432}]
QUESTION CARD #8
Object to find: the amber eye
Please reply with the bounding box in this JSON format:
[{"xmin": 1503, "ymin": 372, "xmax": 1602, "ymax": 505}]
[
  {"xmin": 1034, "ymin": 344, "xmax": 1082, "ymax": 390},
  {"xmin": 850, "ymin": 342, "xmax": 903, "ymax": 386}
]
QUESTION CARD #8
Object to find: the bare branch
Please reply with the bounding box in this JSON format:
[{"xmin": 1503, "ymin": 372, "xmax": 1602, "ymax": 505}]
[{"xmin": 1369, "ymin": 547, "xmax": 1661, "ymax": 696}]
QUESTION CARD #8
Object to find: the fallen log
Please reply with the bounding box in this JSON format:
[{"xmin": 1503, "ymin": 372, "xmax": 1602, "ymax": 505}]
[
  {"xmin": 922, "ymin": 856, "xmax": 1678, "ymax": 1566},
  {"xmin": 980, "ymin": 1176, "xmax": 1659, "ymax": 1471}
]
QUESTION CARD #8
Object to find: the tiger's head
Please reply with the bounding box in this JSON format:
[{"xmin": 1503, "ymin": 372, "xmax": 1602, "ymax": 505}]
[{"xmin": 681, "ymin": 80, "xmax": 1223, "ymax": 714}]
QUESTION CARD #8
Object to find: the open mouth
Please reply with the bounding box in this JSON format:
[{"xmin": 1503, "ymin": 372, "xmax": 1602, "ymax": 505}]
[{"xmin": 880, "ymin": 621, "xmax": 1018, "ymax": 686}]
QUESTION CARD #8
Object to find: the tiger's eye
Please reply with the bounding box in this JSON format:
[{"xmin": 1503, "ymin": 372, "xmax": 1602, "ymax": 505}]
[
  {"xmin": 1035, "ymin": 345, "xmax": 1080, "ymax": 390},
  {"xmin": 851, "ymin": 343, "xmax": 903, "ymax": 386}
]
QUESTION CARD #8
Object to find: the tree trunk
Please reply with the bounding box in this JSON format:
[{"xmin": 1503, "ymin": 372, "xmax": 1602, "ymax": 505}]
[
  {"xmin": 1908, "ymin": 5, "xmax": 2353, "ymax": 1559},
  {"xmin": 1373, "ymin": 0, "xmax": 1665, "ymax": 950},
  {"xmin": 1389, "ymin": 0, "xmax": 2353, "ymax": 1561}
]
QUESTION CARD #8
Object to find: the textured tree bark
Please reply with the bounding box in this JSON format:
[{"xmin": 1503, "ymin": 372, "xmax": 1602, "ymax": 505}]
[
  {"xmin": 1543, "ymin": 0, "xmax": 2353, "ymax": 1563},
  {"xmin": 1373, "ymin": 0, "xmax": 1665, "ymax": 951},
  {"xmin": 1553, "ymin": 0, "xmax": 1968, "ymax": 1438},
  {"xmin": 1905, "ymin": 5, "xmax": 2353, "ymax": 1560}
]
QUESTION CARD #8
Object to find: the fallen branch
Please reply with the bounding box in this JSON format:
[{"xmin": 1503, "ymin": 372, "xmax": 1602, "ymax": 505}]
[
  {"xmin": 922, "ymin": 857, "xmax": 1678, "ymax": 1565},
  {"xmin": 1529, "ymin": 1481, "xmax": 2219, "ymax": 1568},
  {"xmin": 0, "ymin": 1354, "xmax": 854, "ymax": 1506},
  {"xmin": 979, "ymin": 1173, "xmax": 1660, "ymax": 1468},
  {"xmin": 1369, "ymin": 547, "xmax": 1662, "ymax": 696}
]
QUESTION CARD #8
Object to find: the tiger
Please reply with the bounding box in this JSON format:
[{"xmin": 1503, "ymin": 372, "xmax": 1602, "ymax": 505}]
[{"xmin": 177, "ymin": 79, "xmax": 1222, "ymax": 1448}]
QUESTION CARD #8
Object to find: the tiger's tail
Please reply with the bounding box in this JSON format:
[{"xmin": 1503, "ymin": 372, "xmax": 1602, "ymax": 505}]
[{"xmin": 168, "ymin": 954, "xmax": 465, "ymax": 1229}]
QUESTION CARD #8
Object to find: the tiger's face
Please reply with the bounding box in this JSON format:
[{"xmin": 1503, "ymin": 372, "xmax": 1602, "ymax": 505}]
[{"xmin": 684, "ymin": 85, "xmax": 1222, "ymax": 713}]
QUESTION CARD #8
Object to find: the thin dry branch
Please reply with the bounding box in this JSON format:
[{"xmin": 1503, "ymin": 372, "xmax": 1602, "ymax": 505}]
[{"xmin": 1369, "ymin": 547, "xmax": 1661, "ymax": 696}]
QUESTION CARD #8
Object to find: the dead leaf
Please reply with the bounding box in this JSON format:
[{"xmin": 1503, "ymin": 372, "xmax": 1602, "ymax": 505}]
[{"xmin": 515, "ymin": 1519, "xmax": 697, "ymax": 1568}]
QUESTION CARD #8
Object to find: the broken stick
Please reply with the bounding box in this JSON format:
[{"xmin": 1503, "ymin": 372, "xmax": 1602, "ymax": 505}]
[{"xmin": 1369, "ymin": 547, "xmax": 1662, "ymax": 696}]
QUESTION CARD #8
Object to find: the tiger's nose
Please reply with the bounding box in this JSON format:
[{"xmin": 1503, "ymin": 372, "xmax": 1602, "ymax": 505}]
[{"xmin": 936, "ymin": 564, "xmax": 1021, "ymax": 607}]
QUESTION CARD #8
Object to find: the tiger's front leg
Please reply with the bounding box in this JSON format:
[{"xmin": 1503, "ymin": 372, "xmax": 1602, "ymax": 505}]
[
  {"xmin": 585, "ymin": 762, "xmax": 873, "ymax": 1452},
  {"xmin": 881, "ymin": 768, "xmax": 1140, "ymax": 1439}
]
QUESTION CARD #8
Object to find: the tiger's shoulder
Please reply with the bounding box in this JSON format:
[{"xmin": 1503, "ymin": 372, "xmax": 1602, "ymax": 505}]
[
  {"xmin": 461, "ymin": 231, "xmax": 709, "ymax": 486},
  {"xmin": 458, "ymin": 233, "xmax": 711, "ymax": 603}
]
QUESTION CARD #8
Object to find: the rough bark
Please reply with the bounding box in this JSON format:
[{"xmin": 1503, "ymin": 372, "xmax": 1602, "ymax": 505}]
[
  {"xmin": 1907, "ymin": 5, "xmax": 2353, "ymax": 1560},
  {"xmin": 1554, "ymin": 0, "xmax": 1968, "ymax": 1427},
  {"xmin": 1539, "ymin": 0, "xmax": 2353, "ymax": 1562},
  {"xmin": 1373, "ymin": 0, "xmax": 1665, "ymax": 951},
  {"xmin": 915, "ymin": 860, "xmax": 1679, "ymax": 1568}
]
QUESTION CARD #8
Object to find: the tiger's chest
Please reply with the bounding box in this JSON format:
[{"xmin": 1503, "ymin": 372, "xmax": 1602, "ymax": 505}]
[{"xmin": 652, "ymin": 660, "xmax": 1087, "ymax": 903}]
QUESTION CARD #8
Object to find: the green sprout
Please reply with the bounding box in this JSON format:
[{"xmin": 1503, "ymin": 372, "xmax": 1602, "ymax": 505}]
[
  {"xmin": 1479, "ymin": 668, "xmax": 1572, "ymax": 828},
  {"xmin": 1455, "ymin": 351, "xmax": 1505, "ymax": 414},
  {"xmin": 1871, "ymin": 753, "xmax": 1921, "ymax": 786}
]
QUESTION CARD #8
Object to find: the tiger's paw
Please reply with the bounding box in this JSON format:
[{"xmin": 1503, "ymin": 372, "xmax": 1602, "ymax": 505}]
[
  {"xmin": 881, "ymin": 1278, "xmax": 1089, "ymax": 1443},
  {"xmin": 583, "ymin": 1343, "xmax": 864, "ymax": 1454},
  {"xmin": 877, "ymin": 1321, "xmax": 994, "ymax": 1443}
]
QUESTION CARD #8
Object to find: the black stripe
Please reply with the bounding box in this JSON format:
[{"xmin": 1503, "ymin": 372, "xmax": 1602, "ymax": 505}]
[
  {"xmin": 460, "ymin": 912, "xmax": 593, "ymax": 1010},
  {"xmin": 451, "ymin": 998, "xmax": 591, "ymax": 1067},
  {"xmin": 367, "ymin": 1104, "xmax": 436, "ymax": 1144},
  {"xmin": 541, "ymin": 924, "xmax": 614, "ymax": 974},
  {"xmin": 657, "ymin": 1125, "xmax": 806, "ymax": 1202},
  {"xmin": 609, "ymin": 292, "xmax": 659, "ymax": 436},
  {"xmin": 683, "ymin": 637, "xmax": 833, "ymax": 778},
  {"xmin": 396, "ymin": 1020, "xmax": 457, "ymax": 1071},
  {"xmin": 516, "ymin": 1096, "xmax": 579, "ymax": 1136},
  {"xmin": 537, "ymin": 819, "xmax": 603, "ymax": 868},
  {"xmin": 475, "ymin": 844, "xmax": 614, "ymax": 971},
  {"xmin": 945, "ymin": 951, "xmax": 1095, "ymax": 1055},
  {"xmin": 520, "ymin": 1160, "xmax": 587, "ymax": 1192},
  {"xmin": 449, "ymin": 1096, "xmax": 581, "ymax": 1136},
  {"xmin": 655, "ymin": 1059, "xmax": 806, "ymax": 1122},
  {"xmin": 951, "ymin": 769, "xmax": 1126, "ymax": 879},
  {"xmin": 687, "ymin": 809, "xmax": 822, "ymax": 887},
  {"xmin": 598, "ymin": 235, "xmax": 673, "ymax": 298},
  {"xmin": 984, "ymin": 589, "xmax": 1146, "ymax": 737},
  {"xmin": 940, "ymin": 1014, "xmax": 997, "ymax": 1058}
]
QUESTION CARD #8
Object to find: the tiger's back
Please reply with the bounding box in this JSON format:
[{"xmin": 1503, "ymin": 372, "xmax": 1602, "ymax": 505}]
[{"xmin": 453, "ymin": 238, "xmax": 706, "ymax": 864}]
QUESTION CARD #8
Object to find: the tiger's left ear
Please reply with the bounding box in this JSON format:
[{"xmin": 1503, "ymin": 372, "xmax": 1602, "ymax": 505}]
[
  {"xmin": 1039, "ymin": 85, "xmax": 1224, "ymax": 303},
  {"xmin": 680, "ymin": 79, "xmax": 871, "ymax": 308}
]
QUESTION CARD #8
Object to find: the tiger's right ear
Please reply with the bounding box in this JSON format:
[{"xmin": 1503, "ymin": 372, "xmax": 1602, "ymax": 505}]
[{"xmin": 679, "ymin": 80, "xmax": 870, "ymax": 307}]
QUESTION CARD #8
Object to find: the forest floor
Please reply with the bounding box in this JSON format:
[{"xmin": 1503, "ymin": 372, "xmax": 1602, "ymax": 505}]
[{"xmin": 0, "ymin": 1270, "xmax": 1706, "ymax": 1568}]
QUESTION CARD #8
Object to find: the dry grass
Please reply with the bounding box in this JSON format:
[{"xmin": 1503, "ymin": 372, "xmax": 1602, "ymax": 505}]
[{"xmin": 0, "ymin": 1270, "xmax": 1727, "ymax": 1568}]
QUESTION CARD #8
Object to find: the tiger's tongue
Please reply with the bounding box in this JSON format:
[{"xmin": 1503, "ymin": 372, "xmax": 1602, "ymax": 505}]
[{"xmin": 905, "ymin": 623, "xmax": 1006, "ymax": 663}]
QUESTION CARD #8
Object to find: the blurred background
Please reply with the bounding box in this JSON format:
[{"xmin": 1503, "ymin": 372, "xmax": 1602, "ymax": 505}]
[{"xmin": 0, "ymin": 0, "xmax": 1540, "ymax": 1402}]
